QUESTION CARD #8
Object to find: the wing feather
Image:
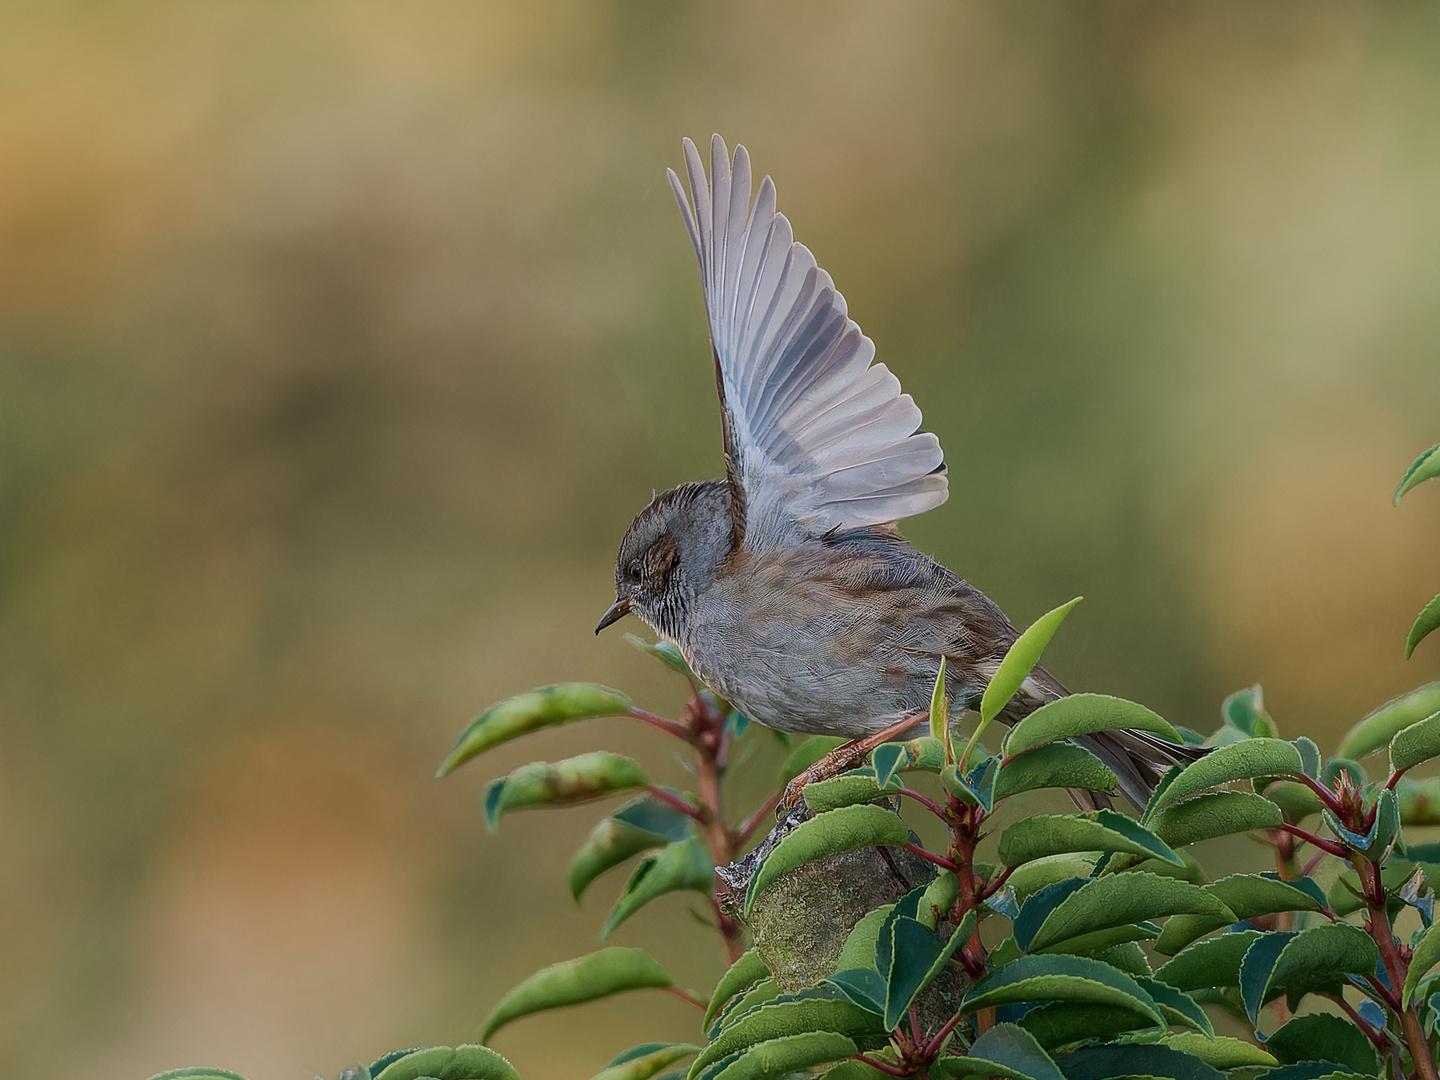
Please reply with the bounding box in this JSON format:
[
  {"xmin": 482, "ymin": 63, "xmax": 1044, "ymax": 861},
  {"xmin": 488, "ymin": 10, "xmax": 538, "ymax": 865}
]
[{"xmin": 670, "ymin": 135, "xmax": 948, "ymax": 541}]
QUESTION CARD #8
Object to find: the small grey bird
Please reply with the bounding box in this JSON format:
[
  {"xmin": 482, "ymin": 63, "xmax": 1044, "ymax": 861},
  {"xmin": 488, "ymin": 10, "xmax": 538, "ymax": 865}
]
[{"xmin": 596, "ymin": 136, "xmax": 1201, "ymax": 809}]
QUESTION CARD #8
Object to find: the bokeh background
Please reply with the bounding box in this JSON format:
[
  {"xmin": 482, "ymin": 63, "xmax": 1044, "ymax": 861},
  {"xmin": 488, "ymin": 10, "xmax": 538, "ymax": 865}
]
[{"xmin": 3, "ymin": 2, "xmax": 1440, "ymax": 1077}]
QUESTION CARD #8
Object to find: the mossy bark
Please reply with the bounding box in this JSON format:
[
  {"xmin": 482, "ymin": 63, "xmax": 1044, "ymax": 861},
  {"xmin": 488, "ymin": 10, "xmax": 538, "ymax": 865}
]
[{"xmin": 715, "ymin": 799, "xmax": 968, "ymax": 1031}]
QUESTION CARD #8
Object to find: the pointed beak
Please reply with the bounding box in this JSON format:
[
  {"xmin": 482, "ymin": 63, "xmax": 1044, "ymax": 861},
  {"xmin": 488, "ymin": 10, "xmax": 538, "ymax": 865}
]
[{"xmin": 594, "ymin": 597, "xmax": 631, "ymax": 635}]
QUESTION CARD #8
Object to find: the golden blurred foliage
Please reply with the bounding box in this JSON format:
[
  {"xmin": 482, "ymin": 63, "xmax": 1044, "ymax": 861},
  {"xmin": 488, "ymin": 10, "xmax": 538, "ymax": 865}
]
[{"xmin": 1, "ymin": 3, "xmax": 1438, "ymax": 1077}]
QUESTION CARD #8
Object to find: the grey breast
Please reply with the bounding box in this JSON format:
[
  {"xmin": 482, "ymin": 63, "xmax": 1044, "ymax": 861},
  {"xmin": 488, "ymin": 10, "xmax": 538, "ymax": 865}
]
[{"xmin": 683, "ymin": 528, "xmax": 1012, "ymax": 738}]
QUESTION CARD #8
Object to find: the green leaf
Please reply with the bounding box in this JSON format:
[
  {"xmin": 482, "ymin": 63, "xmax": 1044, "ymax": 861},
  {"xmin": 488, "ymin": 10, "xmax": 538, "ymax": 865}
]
[
  {"xmin": 961, "ymin": 954, "xmax": 1165, "ymax": 1026},
  {"xmin": 1398, "ymin": 776, "xmax": 1440, "ymax": 825},
  {"xmin": 1093, "ymin": 941, "xmax": 1152, "ymax": 978},
  {"xmin": 602, "ymin": 836, "xmax": 713, "ymax": 938},
  {"xmin": 994, "ymin": 742, "xmax": 1118, "ymax": 800},
  {"xmin": 781, "ymin": 736, "xmax": 847, "ymax": 783},
  {"xmin": 1024, "ymin": 873, "xmax": 1234, "ymax": 955},
  {"xmin": 1266, "ymin": 1014, "xmax": 1377, "ymax": 1074},
  {"xmin": 705, "ymin": 1033, "xmax": 856, "ymax": 1080},
  {"xmin": 1239, "ymin": 924, "xmax": 1378, "ymax": 1023},
  {"xmin": 1338, "ymin": 682, "xmax": 1440, "ymax": 759},
  {"xmin": 1405, "ymin": 918, "xmax": 1440, "ymax": 1007},
  {"xmin": 1148, "ymin": 791, "xmax": 1283, "ymax": 847},
  {"xmin": 960, "ymin": 598, "xmax": 1082, "ymax": 769},
  {"xmin": 1262, "ymin": 780, "xmax": 1323, "ymax": 824},
  {"xmin": 1405, "ymin": 596, "xmax": 1440, "ymax": 664},
  {"xmin": 981, "ymin": 598, "xmax": 1083, "ymax": 725},
  {"xmin": 1137, "ymin": 976, "xmax": 1214, "ymax": 1036},
  {"xmin": 1158, "ymin": 1033, "xmax": 1276, "ymax": 1069},
  {"xmin": 1017, "ymin": 1002, "xmax": 1155, "ymax": 1048},
  {"xmin": 438, "ymin": 684, "xmax": 633, "ymax": 776},
  {"xmin": 1151, "ymin": 739, "xmax": 1304, "ymax": 813},
  {"xmin": 929, "ymin": 1023, "xmax": 1065, "ymax": 1080},
  {"xmin": 1004, "ymin": 694, "xmax": 1181, "ymax": 759},
  {"xmin": 483, "ymin": 752, "xmax": 650, "ymax": 830},
  {"xmin": 708, "ymin": 980, "xmax": 782, "ymax": 1039},
  {"xmin": 1324, "ymin": 788, "xmax": 1400, "ymax": 862},
  {"xmin": 835, "ymin": 905, "xmax": 893, "ymax": 973},
  {"xmin": 1392, "ymin": 710, "xmax": 1440, "ymax": 773},
  {"xmin": 743, "ymin": 804, "xmax": 911, "ymax": 915},
  {"xmin": 1153, "ymin": 931, "xmax": 1262, "ymax": 990},
  {"xmin": 687, "ymin": 996, "xmax": 884, "ymax": 1079},
  {"xmin": 705, "ymin": 950, "xmax": 770, "ymax": 1031},
  {"xmin": 884, "ymin": 909, "xmax": 974, "ymax": 1029},
  {"xmin": 1057, "ymin": 1044, "xmax": 1225, "ymax": 1080},
  {"xmin": 373, "ymin": 1046, "xmax": 521, "ymax": 1080},
  {"xmin": 802, "ymin": 772, "xmax": 887, "ymax": 812},
  {"xmin": 921, "ymin": 871, "xmax": 959, "ymax": 930},
  {"xmin": 930, "ymin": 655, "xmax": 949, "ymax": 743},
  {"xmin": 144, "ymin": 1072, "xmax": 249, "ymax": 1080},
  {"xmin": 569, "ymin": 796, "xmax": 693, "ymax": 901},
  {"xmin": 625, "ymin": 634, "xmax": 699, "ymax": 682},
  {"xmin": 1222, "ymin": 685, "xmax": 1275, "ymax": 738},
  {"xmin": 869, "ymin": 744, "xmax": 908, "ymax": 791},
  {"xmin": 1010, "ymin": 856, "xmax": 1096, "ymax": 904},
  {"xmin": 480, "ymin": 947, "xmax": 671, "ymax": 1042},
  {"xmin": 1395, "ymin": 441, "xmax": 1440, "ymax": 505},
  {"xmin": 588, "ymin": 1043, "xmax": 699, "ymax": 1080},
  {"xmin": 997, "ymin": 810, "xmax": 1182, "ymax": 867},
  {"xmin": 1154, "ymin": 874, "xmax": 1324, "ymax": 955}
]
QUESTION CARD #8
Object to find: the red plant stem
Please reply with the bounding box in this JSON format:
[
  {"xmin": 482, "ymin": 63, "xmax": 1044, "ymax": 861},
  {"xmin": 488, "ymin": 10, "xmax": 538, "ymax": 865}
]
[
  {"xmin": 1291, "ymin": 772, "xmax": 1347, "ymax": 815},
  {"xmin": 897, "ymin": 787, "xmax": 949, "ymax": 819},
  {"xmin": 1360, "ymin": 858, "xmax": 1440, "ymax": 1080},
  {"xmin": 1327, "ymin": 994, "xmax": 1392, "ymax": 1053},
  {"xmin": 667, "ymin": 985, "xmax": 705, "ymax": 1010},
  {"xmin": 629, "ymin": 707, "xmax": 694, "ymax": 741},
  {"xmin": 1278, "ymin": 822, "xmax": 1348, "ymax": 857},
  {"xmin": 980, "ymin": 865, "xmax": 1016, "ymax": 901},
  {"xmin": 1300, "ymin": 849, "xmax": 1329, "ymax": 877},
  {"xmin": 922, "ymin": 1008, "xmax": 968, "ymax": 1059},
  {"xmin": 903, "ymin": 843, "xmax": 961, "ymax": 873},
  {"xmin": 734, "ymin": 793, "xmax": 782, "ymax": 847},
  {"xmin": 853, "ymin": 1056, "xmax": 909, "ymax": 1078},
  {"xmin": 645, "ymin": 785, "xmax": 707, "ymax": 823},
  {"xmin": 1387, "ymin": 766, "xmax": 1410, "ymax": 791}
]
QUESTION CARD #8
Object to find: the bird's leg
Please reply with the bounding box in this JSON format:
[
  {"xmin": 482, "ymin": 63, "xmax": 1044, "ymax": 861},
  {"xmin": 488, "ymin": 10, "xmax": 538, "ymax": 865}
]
[{"xmin": 779, "ymin": 711, "xmax": 929, "ymax": 813}]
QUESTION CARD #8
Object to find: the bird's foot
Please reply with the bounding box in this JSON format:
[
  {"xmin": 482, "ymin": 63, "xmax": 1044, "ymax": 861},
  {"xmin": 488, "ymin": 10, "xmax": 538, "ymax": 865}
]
[{"xmin": 776, "ymin": 711, "xmax": 930, "ymax": 816}]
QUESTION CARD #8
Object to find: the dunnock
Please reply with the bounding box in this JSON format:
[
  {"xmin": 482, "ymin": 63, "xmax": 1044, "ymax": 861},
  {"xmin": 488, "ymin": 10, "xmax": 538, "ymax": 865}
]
[{"xmin": 596, "ymin": 135, "xmax": 1202, "ymax": 809}]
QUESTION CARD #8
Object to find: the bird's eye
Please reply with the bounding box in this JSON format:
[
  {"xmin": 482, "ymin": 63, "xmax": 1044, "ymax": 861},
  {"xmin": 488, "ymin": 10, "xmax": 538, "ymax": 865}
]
[{"xmin": 625, "ymin": 561, "xmax": 643, "ymax": 581}]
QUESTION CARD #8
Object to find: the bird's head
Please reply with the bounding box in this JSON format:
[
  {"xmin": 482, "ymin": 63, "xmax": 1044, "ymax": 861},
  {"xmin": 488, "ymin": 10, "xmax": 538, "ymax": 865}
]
[{"xmin": 596, "ymin": 480, "xmax": 734, "ymax": 643}]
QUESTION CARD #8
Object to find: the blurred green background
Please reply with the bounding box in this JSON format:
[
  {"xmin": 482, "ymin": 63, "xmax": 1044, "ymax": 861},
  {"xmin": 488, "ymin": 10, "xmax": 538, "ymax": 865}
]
[{"xmin": 3, "ymin": 2, "xmax": 1439, "ymax": 1077}]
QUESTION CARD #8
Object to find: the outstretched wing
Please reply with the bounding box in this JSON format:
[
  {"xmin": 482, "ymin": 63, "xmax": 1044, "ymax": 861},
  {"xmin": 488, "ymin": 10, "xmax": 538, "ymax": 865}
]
[{"xmin": 668, "ymin": 134, "xmax": 948, "ymax": 547}]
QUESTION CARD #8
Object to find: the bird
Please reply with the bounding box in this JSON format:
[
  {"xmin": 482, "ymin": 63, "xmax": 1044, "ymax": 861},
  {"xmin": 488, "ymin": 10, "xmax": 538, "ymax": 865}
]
[{"xmin": 595, "ymin": 135, "xmax": 1203, "ymax": 810}]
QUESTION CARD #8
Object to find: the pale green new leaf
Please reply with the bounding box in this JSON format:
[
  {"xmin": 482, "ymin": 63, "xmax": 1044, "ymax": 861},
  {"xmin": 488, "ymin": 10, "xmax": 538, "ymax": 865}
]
[{"xmin": 980, "ymin": 598, "xmax": 1082, "ymax": 725}]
